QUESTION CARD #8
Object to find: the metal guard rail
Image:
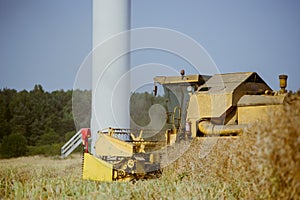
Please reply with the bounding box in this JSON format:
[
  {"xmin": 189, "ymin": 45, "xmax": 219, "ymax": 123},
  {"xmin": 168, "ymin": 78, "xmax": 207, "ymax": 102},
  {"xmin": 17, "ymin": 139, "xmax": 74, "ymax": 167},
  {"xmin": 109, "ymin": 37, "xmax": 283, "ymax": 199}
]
[{"xmin": 61, "ymin": 129, "xmax": 82, "ymax": 158}]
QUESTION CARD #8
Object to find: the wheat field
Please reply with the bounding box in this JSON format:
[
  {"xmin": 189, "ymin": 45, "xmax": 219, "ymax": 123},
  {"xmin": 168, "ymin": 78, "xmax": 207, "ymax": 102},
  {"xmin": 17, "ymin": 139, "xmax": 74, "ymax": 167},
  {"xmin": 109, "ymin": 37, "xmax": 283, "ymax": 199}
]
[{"xmin": 1, "ymin": 100, "xmax": 300, "ymax": 199}]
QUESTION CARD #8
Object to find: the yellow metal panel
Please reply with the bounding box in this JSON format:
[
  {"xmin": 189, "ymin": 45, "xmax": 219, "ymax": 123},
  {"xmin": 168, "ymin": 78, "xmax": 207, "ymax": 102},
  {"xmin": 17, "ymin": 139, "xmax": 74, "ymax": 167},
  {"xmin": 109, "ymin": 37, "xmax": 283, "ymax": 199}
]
[
  {"xmin": 238, "ymin": 104, "xmax": 284, "ymax": 124},
  {"xmin": 154, "ymin": 75, "xmax": 203, "ymax": 84},
  {"xmin": 196, "ymin": 93, "xmax": 232, "ymax": 118},
  {"xmin": 238, "ymin": 95, "xmax": 286, "ymax": 106},
  {"xmin": 95, "ymin": 134, "xmax": 133, "ymax": 157},
  {"xmin": 186, "ymin": 95, "xmax": 201, "ymax": 137},
  {"xmin": 82, "ymin": 153, "xmax": 113, "ymax": 182},
  {"xmin": 186, "ymin": 95, "xmax": 200, "ymax": 120}
]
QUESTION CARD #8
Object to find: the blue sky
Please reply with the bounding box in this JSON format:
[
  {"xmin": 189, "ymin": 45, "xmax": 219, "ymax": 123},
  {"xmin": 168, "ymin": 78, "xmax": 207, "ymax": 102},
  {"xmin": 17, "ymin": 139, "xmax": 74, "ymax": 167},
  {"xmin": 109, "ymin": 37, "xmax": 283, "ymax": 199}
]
[{"xmin": 0, "ymin": 0, "xmax": 299, "ymax": 91}]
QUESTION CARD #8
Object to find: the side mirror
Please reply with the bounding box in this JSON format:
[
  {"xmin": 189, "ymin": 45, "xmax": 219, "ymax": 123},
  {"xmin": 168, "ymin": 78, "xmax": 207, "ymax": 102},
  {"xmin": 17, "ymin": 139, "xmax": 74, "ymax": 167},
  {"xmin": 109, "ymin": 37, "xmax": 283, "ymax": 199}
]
[{"xmin": 153, "ymin": 85, "xmax": 158, "ymax": 96}]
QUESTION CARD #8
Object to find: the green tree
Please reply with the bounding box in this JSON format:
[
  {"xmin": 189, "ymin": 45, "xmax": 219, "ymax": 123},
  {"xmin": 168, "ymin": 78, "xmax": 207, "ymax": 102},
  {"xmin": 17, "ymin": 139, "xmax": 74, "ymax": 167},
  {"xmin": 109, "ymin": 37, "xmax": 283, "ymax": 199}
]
[
  {"xmin": 0, "ymin": 85, "xmax": 81, "ymax": 157},
  {"xmin": 1, "ymin": 133, "xmax": 28, "ymax": 158},
  {"xmin": 37, "ymin": 128, "xmax": 60, "ymax": 146},
  {"xmin": 0, "ymin": 88, "xmax": 16, "ymax": 141}
]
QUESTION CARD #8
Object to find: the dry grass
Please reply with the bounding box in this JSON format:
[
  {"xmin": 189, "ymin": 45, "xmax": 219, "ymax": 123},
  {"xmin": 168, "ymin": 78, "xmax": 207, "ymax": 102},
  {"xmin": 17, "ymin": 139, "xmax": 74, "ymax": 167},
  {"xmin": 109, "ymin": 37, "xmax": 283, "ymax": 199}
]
[
  {"xmin": 164, "ymin": 99, "xmax": 300, "ymax": 199},
  {"xmin": 1, "ymin": 100, "xmax": 299, "ymax": 199}
]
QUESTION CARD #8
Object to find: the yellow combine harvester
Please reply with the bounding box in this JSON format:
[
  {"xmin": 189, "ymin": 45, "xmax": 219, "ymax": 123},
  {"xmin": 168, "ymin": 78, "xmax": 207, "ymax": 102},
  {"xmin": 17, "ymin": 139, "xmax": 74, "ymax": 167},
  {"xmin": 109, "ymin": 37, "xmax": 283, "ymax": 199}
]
[{"xmin": 81, "ymin": 71, "xmax": 289, "ymax": 181}]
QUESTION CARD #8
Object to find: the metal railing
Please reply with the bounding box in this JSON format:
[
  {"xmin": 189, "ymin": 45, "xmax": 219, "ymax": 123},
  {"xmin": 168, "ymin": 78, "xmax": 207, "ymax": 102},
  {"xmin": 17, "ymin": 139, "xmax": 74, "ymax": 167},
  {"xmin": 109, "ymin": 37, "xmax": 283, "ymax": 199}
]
[{"xmin": 61, "ymin": 129, "xmax": 82, "ymax": 158}]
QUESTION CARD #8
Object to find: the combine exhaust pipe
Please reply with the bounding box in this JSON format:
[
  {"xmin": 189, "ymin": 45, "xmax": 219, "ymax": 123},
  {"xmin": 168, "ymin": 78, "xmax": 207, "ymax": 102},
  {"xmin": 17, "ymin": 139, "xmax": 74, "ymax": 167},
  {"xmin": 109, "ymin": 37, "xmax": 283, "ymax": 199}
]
[
  {"xmin": 279, "ymin": 74, "xmax": 288, "ymax": 94},
  {"xmin": 198, "ymin": 121, "xmax": 247, "ymax": 136}
]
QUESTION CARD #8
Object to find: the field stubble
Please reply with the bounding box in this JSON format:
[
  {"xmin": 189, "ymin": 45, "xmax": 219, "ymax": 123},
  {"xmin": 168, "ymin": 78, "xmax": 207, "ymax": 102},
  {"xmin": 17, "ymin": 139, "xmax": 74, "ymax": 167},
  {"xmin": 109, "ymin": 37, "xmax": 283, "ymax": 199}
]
[{"xmin": 1, "ymin": 100, "xmax": 300, "ymax": 199}]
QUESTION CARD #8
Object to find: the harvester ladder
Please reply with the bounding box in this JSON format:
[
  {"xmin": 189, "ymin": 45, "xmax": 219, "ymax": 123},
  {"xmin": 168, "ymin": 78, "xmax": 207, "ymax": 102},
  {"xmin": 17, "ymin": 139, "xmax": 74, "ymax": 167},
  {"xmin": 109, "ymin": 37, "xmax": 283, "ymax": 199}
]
[{"xmin": 61, "ymin": 129, "xmax": 82, "ymax": 158}]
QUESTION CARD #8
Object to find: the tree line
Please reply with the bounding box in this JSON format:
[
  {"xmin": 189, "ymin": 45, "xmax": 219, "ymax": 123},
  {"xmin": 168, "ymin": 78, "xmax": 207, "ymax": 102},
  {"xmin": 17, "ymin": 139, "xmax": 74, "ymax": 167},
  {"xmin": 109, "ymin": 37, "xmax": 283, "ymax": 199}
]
[
  {"xmin": 0, "ymin": 85, "xmax": 78, "ymax": 158},
  {"xmin": 0, "ymin": 85, "xmax": 166, "ymax": 158}
]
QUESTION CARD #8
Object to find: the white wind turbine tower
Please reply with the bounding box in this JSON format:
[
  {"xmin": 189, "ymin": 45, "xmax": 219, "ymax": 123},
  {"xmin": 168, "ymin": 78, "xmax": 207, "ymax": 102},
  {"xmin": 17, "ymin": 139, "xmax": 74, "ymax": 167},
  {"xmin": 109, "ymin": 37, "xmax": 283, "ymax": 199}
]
[{"xmin": 91, "ymin": 0, "xmax": 131, "ymax": 154}]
